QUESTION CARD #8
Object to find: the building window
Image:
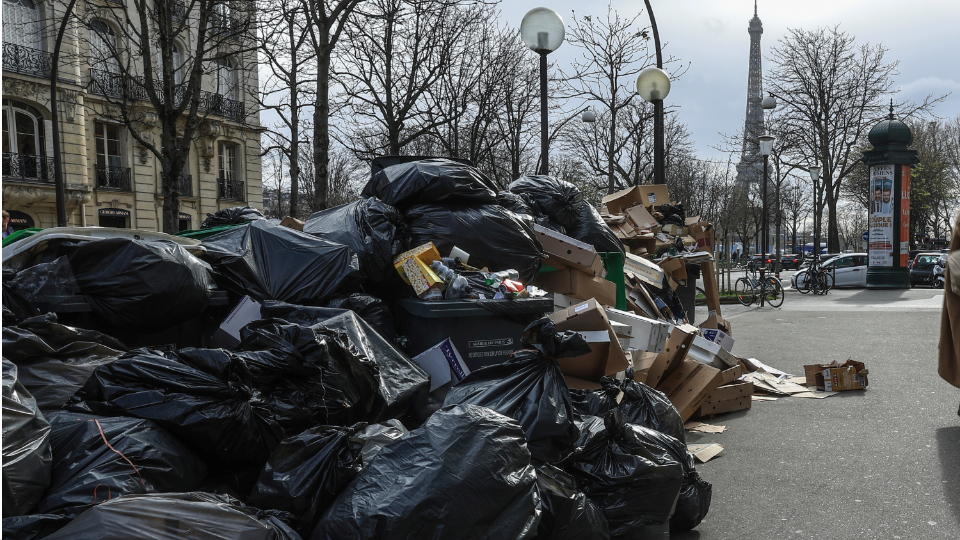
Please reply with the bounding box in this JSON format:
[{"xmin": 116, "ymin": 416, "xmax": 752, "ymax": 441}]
[
  {"xmin": 218, "ymin": 141, "xmax": 243, "ymax": 200},
  {"xmin": 89, "ymin": 20, "xmax": 119, "ymax": 74},
  {"xmin": 2, "ymin": 100, "xmax": 51, "ymax": 181},
  {"xmin": 94, "ymin": 121, "xmax": 130, "ymax": 190},
  {"xmin": 2, "ymin": 0, "xmax": 42, "ymax": 50},
  {"xmin": 154, "ymin": 42, "xmax": 183, "ymax": 85},
  {"xmin": 214, "ymin": 57, "xmax": 237, "ymax": 100}
]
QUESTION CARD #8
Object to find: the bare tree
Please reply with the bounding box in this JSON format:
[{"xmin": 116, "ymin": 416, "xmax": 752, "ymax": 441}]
[{"xmin": 766, "ymin": 25, "xmax": 945, "ymax": 252}]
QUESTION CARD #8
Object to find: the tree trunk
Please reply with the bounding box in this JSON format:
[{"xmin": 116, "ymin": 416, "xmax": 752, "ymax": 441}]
[
  {"xmin": 826, "ymin": 191, "xmax": 840, "ymax": 253},
  {"xmin": 288, "ymin": 16, "xmax": 300, "ymax": 219},
  {"xmin": 313, "ymin": 49, "xmax": 331, "ymax": 211}
]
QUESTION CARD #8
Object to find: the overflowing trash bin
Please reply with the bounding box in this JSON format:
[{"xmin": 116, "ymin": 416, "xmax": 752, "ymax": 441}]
[{"xmin": 1, "ymin": 162, "xmax": 734, "ymax": 539}]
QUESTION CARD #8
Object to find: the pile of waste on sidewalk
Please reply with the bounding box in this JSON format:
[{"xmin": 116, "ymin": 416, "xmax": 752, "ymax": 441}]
[{"xmin": 0, "ymin": 158, "xmax": 838, "ymax": 539}]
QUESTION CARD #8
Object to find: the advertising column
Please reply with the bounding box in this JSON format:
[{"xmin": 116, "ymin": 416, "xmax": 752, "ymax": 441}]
[
  {"xmin": 868, "ymin": 165, "xmax": 894, "ymax": 267},
  {"xmin": 899, "ymin": 165, "xmax": 911, "ymax": 268}
]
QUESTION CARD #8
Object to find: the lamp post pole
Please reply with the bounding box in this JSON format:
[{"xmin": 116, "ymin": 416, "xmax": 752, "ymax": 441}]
[
  {"xmin": 50, "ymin": 0, "xmax": 80, "ymax": 227},
  {"xmin": 643, "ymin": 0, "xmax": 665, "ymax": 185},
  {"xmin": 758, "ymin": 133, "xmax": 775, "ymax": 307},
  {"xmin": 521, "ymin": 8, "xmax": 565, "ymax": 177},
  {"xmin": 809, "ymin": 166, "xmax": 821, "ymax": 264}
]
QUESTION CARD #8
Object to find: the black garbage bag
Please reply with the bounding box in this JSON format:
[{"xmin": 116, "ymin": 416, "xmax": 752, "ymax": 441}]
[
  {"xmin": 65, "ymin": 348, "xmax": 283, "ymax": 471},
  {"xmin": 2, "ymin": 513, "xmax": 72, "ymax": 540},
  {"xmin": 404, "ymin": 203, "xmax": 545, "ymax": 283},
  {"xmin": 36, "ymin": 412, "xmax": 208, "ymax": 518},
  {"xmin": 60, "ymin": 238, "xmax": 215, "ymax": 331},
  {"xmin": 668, "ymin": 446, "xmax": 712, "ymax": 533},
  {"xmin": 2, "ymin": 358, "xmax": 52, "ymax": 518},
  {"xmin": 567, "ymin": 203, "xmax": 625, "ymax": 256},
  {"xmin": 658, "ymin": 203, "xmax": 685, "ymax": 227},
  {"xmin": 569, "ymin": 376, "xmax": 621, "ymax": 418},
  {"xmin": 497, "ymin": 191, "xmax": 567, "ymax": 234},
  {"xmin": 234, "ymin": 319, "xmax": 380, "ymax": 434},
  {"xmin": 310, "ymin": 404, "xmax": 540, "ymax": 540},
  {"xmin": 249, "ymin": 423, "xmax": 366, "ymax": 534},
  {"xmin": 315, "ymin": 312, "xmax": 429, "ymax": 426},
  {"xmin": 562, "ymin": 411, "xmax": 684, "ymax": 537},
  {"xmin": 303, "ymin": 199, "xmax": 403, "ymax": 283},
  {"xmin": 5, "ymin": 256, "xmax": 79, "ymax": 306},
  {"xmin": 444, "ymin": 317, "xmax": 589, "ymax": 463},
  {"xmin": 618, "ymin": 377, "xmax": 685, "ymax": 445},
  {"xmin": 361, "ymin": 158, "xmax": 498, "ymax": 209},
  {"xmin": 201, "ymin": 220, "xmax": 361, "ymax": 306},
  {"xmin": 323, "ymin": 294, "xmax": 396, "ymax": 343},
  {"xmin": 41, "ymin": 492, "xmax": 300, "ymax": 540},
  {"xmin": 536, "ymin": 463, "xmax": 609, "ymax": 540},
  {"xmin": 2, "ymin": 281, "xmax": 42, "ymax": 327},
  {"xmin": 355, "ymin": 420, "xmax": 408, "ymax": 468},
  {"xmin": 3, "ymin": 314, "xmax": 126, "ymax": 412},
  {"xmin": 508, "ymin": 176, "xmax": 584, "ymax": 228},
  {"xmin": 201, "ymin": 206, "xmax": 266, "ymax": 228}
]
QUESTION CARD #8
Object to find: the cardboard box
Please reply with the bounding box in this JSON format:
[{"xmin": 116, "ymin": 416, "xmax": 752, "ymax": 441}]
[
  {"xmin": 701, "ymin": 328, "xmax": 735, "ymax": 353},
  {"xmin": 804, "ymin": 359, "xmax": 869, "ymax": 391},
  {"xmin": 658, "ymin": 360, "xmax": 724, "ymax": 421},
  {"xmin": 548, "ymin": 299, "xmax": 629, "ymax": 381},
  {"xmin": 697, "ymin": 396, "xmax": 751, "ymax": 416},
  {"xmin": 280, "ymin": 216, "xmax": 305, "ymax": 231},
  {"xmin": 720, "ymin": 364, "xmax": 746, "ymax": 385},
  {"xmin": 699, "ymin": 312, "xmax": 732, "ymax": 335},
  {"xmin": 394, "ymin": 242, "xmax": 443, "ymax": 284},
  {"xmin": 402, "ymin": 256, "xmax": 444, "ymax": 297},
  {"xmin": 662, "ymin": 224, "xmax": 683, "ymax": 236},
  {"xmin": 539, "ymin": 269, "xmax": 616, "ymax": 307},
  {"xmin": 624, "ymin": 204, "xmax": 659, "ymax": 230},
  {"xmin": 613, "ymin": 222, "xmax": 639, "ymax": 240},
  {"xmin": 624, "ymin": 252, "xmax": 666, "ymax": 289},
  {"xmin": 534, "ymin": 225, "xmax": 601, "ymax": 273},
  {"xmin": 689, "ymin": 222, "xmax": 714, "ymax": 250},
  {"xmin": 689, "ymin": 335, "xmax": 740, "ymax": 370},
  {"xmin": 603, "ymin": 307, "xmax": 670, "ymax": 354},
  {"xmin": 602, "ymin": 185, "xmax": 672, "ymax": 214},
  {"xmin": 609, "ymin": 320, "xmax": 633, "ymax": 339},
  {"xmin": 658, "ymin": 257, "xmax": 688, "ymax": 281},
  {"xmin": 412, "ymin": 338, "xmax": 471, "ymax": 392},
  {"xmin": 646, "ymin": 325, "xmax": 697, "ymax": 389},
  {"xmin": 209, "ymin": 295, "xmax": 262, "ymax": 349},
  {"xmin": 705, "ymin": 381, "xmax": 754, "ymax": 402}
]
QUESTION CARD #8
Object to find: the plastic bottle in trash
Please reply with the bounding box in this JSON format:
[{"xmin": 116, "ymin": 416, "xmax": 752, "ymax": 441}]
[
  {"xmin": 431, "ymin": 260, "xmax": 469, "ymax": 299},
  {"xmin": 485, "ymin": 269, "xmax": 520, "ymax": 289}
]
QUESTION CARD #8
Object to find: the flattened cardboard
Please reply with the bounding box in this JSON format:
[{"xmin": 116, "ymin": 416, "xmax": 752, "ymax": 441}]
[
  {"xmin": 533, "ymin": 224, "xmax": 600, "ymax": 272},
  {"xmin": 539, "ymin": 269, "xmax": 616, "ymax": 307},
  {"xmin": 624, "ymin": 252, "xmax": 666, "ymax": 289},
  {"xmin": 548, "ymin": 298, "xmax": 629, "ymax": 382},
  {"xmin": 280, "ymin": 216, "xmax": 305, "ymax": 231},
  {"xmin": 658, "ymin": 360, "xmax": 724, "ymax": 421},
  {"xmin": 624, "ymin": 204, "xmax": 659, "ymax": 230},
  {"xmin": 646, "ymin": 325, "xmax": 697, "ymax": 389},
  {"xmin": 602, "ymin": 184, "xmax": 672, "ymax": 214},
  {"xmin": 699, "ymin": 260, "xmax": 722, "ymax": 317},
  {"xmin": 688, "ymin": 443, "xmax": 724, "ymax": 463}
]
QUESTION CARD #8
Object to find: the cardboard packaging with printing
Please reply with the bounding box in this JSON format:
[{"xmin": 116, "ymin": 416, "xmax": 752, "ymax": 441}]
[
  {"xmin": 548, "ymin": 298, "xmax": 630, "ymax": 382},
  {"xmin": 803, "ymin": 359, "xmax": 869, "ymax": 391}
]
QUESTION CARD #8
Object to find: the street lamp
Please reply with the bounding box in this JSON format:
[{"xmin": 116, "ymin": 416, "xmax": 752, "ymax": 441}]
[
  {"xmin": 758, "ymin": 133, "xmax": 775, "ymax": 307},
  {"xmin": 636, "ymin": 67, "xmax": 671, "ymax": 185},
  {"xmin": 808, "ymin": 165, "xmax": 821, "ymax": 261},
  {"xmin": 521, "ymin": 7, "xmax": 565, "ymax": 176}
]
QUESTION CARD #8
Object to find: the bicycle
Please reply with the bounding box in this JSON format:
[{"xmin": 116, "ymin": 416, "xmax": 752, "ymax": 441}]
[
  {"xmin": 735, "ymin": 267, "xmax": 784, "ymax": 307},
  {"xmin": 795, "ymin": 259, "xmax": 834, "ymax": 295}
]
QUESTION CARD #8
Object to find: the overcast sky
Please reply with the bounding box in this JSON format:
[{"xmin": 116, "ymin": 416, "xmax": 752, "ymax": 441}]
[{"xmin": 501, "ymin": 0, "xmax": 960, "ymax": 162}]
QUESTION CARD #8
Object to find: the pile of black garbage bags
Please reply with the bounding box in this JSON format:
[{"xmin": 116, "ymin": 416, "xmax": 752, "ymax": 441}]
[{"xmin": 2, "ymin": 159, "xmax": 710, "ymax": 539}]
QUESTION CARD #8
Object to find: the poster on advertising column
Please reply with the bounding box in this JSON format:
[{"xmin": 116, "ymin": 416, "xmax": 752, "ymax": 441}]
[
  {"xmin": 868, "ymin": 165, "xmax": 894, "ymax": 266},
  {"xmin": 899, "ymin": 164, "xmax": 911, "ymax": 267}
]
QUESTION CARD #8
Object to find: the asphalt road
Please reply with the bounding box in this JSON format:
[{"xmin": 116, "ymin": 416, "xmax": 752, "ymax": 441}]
[{"xmin": 676, "ymin": 285, "xmax": 958, "ymax": 540}]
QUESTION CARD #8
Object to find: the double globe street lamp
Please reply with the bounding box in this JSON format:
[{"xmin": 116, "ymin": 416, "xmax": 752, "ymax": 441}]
[{"xmin": 520, "ymin": 7, "xmax": 565, "ymax": 176}]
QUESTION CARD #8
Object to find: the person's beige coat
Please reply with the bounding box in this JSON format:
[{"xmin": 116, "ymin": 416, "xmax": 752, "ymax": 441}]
[{"xmin": 938, "ymin": 214, "xmax": 960, "ymax": 388}]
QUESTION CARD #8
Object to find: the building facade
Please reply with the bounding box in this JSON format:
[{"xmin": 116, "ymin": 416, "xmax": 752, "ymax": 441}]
[{"xmin": 2, "ymin": 0, "xmax": 263, "ymax": 232}]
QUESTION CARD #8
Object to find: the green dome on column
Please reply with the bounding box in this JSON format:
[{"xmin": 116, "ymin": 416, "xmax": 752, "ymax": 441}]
[{"xmin": 868, "ymin": 101, "xmax": 912, "ymax": 148}]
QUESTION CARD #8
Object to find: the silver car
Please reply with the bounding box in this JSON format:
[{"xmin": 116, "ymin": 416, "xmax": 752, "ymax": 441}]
[{"xmin": 791, "ymin": 253, "xmax": 869, "ymax": 289}]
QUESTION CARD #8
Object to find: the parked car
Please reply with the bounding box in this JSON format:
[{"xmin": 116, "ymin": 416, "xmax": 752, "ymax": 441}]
[
  {"xmin": 746, "ymin": 253, "xmax": 776, "ymax": 271},
  {"xmin": 780, "ymin": 254, "xmax": 801, "ymax": 270},
  {"xmin": 791, "ymin": 253, "xmax": 869, "ymax": 289},
  {"xmin": 910, "ymin": 252, "xmax": 945, "ymax": 287}
]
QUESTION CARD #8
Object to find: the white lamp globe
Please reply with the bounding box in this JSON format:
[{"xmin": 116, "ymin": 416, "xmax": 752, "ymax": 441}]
[
  {"xmin": 520, "ymin": 8, "xmax": 565, "ymax": 53},
  {"xmin": 636, "ymin": 67, "xmax": 671, "ymax": 102}
]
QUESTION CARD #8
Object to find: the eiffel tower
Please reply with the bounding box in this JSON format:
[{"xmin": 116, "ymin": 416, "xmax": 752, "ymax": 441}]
[{"xmin": 735, "ymin": 1, "xmax": 765, "ymax": 184}]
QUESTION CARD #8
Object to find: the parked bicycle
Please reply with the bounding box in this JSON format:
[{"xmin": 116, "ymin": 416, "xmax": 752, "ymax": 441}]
[
  {"xmin": 795, "ymin": 258, "xmax": 833, "ymax": 295},
  {"xmin": 735, "ymin": 267, "xmax": 784, "ymax": 307}
]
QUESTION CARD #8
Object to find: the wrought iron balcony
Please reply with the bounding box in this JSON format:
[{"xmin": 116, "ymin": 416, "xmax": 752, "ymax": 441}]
[
  {"xmin": 2, "ymin": 153, "xmax": 54, "ymax": 183},
  {"xmin": 154, "ymin": 1, "xmax": 188, "ymax": 22},
  {"xmin": 218, "ymin": 178, "xmax": 244, "ymax": 201},
  {"xmin": 202, "ymin": 91, "xmax": 245, "ymax": 122},
  {"xmin": 2, "ymin": 43, "xmax": 52, "ymax": 79},
  {"xmin": 211, "ymin": 12, "xmax": 249, "ymax": 37},
  {"xmin": 96, "ymin": 165, "xmax": 132, "ymax": 191},
  {"xmin": 178, "ymin": 173, "xmax": 193, "ymax": 197},
  {"xmin": 90, "ymin": 68, "xmax": 131, "ymax": 99}
]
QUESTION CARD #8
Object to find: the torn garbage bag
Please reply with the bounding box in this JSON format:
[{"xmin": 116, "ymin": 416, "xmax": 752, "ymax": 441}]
[
  {"xmin": 536, "ymin": 463, "xmax": 609, "ymax": 540},
  {"xmin": 65, "ymin": 348, "xmax": 283, "ymax": 470},
  {"xmin": 361, "ymin": 158, "xmax": 498, "ymax": 209},
  {"xmin": 3, "ymin": 313, "xmax": 126, "ymax": 411},
  {"xmin": 310, "ymin": 404, "xmax": 541, "ymax": 540},
  {"xmin": 41, "ymin": 492, "xmax": 300, "ymax": 540},
  {"xmin": 58, "ymin": 238, "xmax": 216, "ymax": 331},
  {"xmin": 201, "ymin": 220, "xmax": 361, "ymax": 306},
  {"xmin": 403, "ymin": 203, "xmax": 545, "ymax": 283},
  {"xmin": 566, "ymin": 203, "xmax": 625, "ymax": 256},
  {"xmin": 444, "ymin": 317, "xmax": 588, "ymax": 463},
  {"xmin": 569, "ymin": 376, "xmax": 621, "ymax": 418},
  {"xmin": 249, "ymin": 423, "xmax": 366, "ymax": 535},
  {"xmin": 562, "ymin": 410, "xmax": 684, "ymax": 537},
  {"xmin": 234, "ymin": 319, "xmax": 380, "ymax": 433},
  {"xmin": 508, "ymin": 176, "xmax": 584, "ymax": 228},
  {"xmin": 36, "ymin": 412, "xmax": 207, "ymax": 518},
  {"xmin": 356, "ymin": 420, "xmax": 408, "ymax": 467},
  {"xmin": 201, "ymin": 206, "xmax": 266, "ymax": 228},
  {"xmin": 303, "ymin": 199, "xmax": 403, "ymax": 283},
  {"xmin": 619, "ymin": 376, "xmax": 685, "ymax": 445},
  {"xmin": 323, "ymin": 294, "xmax": 396, "ymax": 343},
  {"xmin": 2, "ymin": 358, "xmax": 52, "ymax": 518}
]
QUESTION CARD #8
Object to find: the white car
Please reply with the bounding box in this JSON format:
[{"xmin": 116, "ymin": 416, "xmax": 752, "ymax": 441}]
[{"xmin": 791, "ymin": 253, "xmax": 869, "ymax": 289}]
